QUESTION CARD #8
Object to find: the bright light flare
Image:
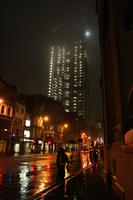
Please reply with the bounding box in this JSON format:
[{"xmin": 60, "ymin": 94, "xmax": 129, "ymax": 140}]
[
  {"xmin": 44, "ymin": 116, "xmax": 49, "ymax": 122},
  {"xmin": 85, "ymin": 31, "xmax": 91, "ymax": 37},
  {"xmin": 88, "ymin": 136, "xmax": 91, "ymax": 140},
  {"xmin": 0, "ymin": 99, "xmax": 3, "ymax": 103},
  {"xmin": 64, "ymin": 123, "xmax": 68, "ymax": 128}
]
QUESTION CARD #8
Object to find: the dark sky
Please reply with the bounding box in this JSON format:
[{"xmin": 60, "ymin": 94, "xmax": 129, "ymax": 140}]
[{"xmin": 0, "ymin": 0, "xmax": 102, "ymax": 124}]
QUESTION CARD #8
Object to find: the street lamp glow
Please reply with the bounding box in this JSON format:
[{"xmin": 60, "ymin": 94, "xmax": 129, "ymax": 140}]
[
  {"xmin": 64, "ymin": 123, "xmax": 68, "ymax": 128},
  {"xmin": 44, "ymin": 116, "xmax": 49, "ymax": 122},
  {"xmin": 0, "ymin": 99, "xmax": 3, "ymax": 103},
  {"xmin": 85, "ymin": 31, "xmax": 90, "ymax": 37},
  {"xmin": 88, "ymin": 136, "xmax": 91, "ymax": 140}
]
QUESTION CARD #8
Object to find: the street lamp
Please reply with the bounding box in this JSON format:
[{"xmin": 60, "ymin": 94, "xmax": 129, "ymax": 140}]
[
  {"xmin": 88, "ymin": 136, "xmax": 91, "ymax": 140},
  {"xmin": 60, "ymin": 123, "xmax": 68, "ymax": 135},
  {"xmin": 64, "ymin": 123, "xmax": 68, "ymax": 128},
  {"xmin": 0, "ymin": 98, "xmax": 3, "ymax": 103},
  {"xmin": 44, "ymin": 116, "xmax": 49, "ymax": 122},
  {"xmin": 59, "ymin": 123, "xmax": 69, "ymax": 143}
]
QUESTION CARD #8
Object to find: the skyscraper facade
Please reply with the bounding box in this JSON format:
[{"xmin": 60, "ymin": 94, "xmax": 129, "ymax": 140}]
[{"xmin": 48, "ymin": 40, "xmax": 88, "ymax": 119}]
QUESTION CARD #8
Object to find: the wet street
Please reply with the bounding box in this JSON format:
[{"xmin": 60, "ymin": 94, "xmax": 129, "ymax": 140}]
[{"xmin": 0, "ymin": 151, "xmax": 91, "ymax": 200}]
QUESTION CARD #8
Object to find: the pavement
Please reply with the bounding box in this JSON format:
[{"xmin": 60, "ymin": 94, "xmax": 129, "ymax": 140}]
[{"xmin": 34, "ymin": 161, "xmax": 119, "ymax": 200}]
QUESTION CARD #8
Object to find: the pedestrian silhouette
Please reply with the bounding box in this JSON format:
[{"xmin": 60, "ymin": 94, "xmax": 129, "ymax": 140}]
[
  {"xmin": 56, "ymin": 147, "xmax": 69, "ymax": 182},
  {"xmin": 94, "ymin": 148, "xmax": 98, "ymax": 163}
]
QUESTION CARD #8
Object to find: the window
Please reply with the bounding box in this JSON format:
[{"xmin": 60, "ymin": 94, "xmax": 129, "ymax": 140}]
[
  {"xmin": 1, "ymin": 105, "xmax": 5, "ymax": 114},
  {"xmin": 65, "ymin": 82, "xmax": 70, "ymax": 88},
  {"xmin": 65, "ymin": 100, "xmax": 69, "ymax": 106},
  {"xmin": 25, "ymin": 120, "xmax": 31, "ymax": 127},
  {"xmin": 24, "ymin": 130, "xmax": 30, "ymax": 138},
  {"xmin": 65, "ymin": 91, "xmax": 70, "ymax": 97},
  {"xmin": 15, "ymin": 118, "xmax": 18, "ymax": 125},
  {"xmin": 64, "ymin": 73, "xmax": 70, "ymax": 80},
  {"xmin": 22, "ymin": 108, "xmax": 24, "ymax": 114},
  {"xmin": 7, "ymin": 107, "xmax": 11, "ymax": 116}
]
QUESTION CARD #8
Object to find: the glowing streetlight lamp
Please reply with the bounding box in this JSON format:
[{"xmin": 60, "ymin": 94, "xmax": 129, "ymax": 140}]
[
  {"xmin": 0, "ymin": 99, "xmax": 3, "ymax": 103},
  {"xmin": 44, "ymin": 116, "xmax": 49, "ymax": 122},
  {"xmin": 60, "ymin": 123, "xmax": 69, "ymax": 139},
  {"xmin": 88, "ymin": 136, "xmax": 91, "ymax": 140},
  {"xmin": 64, "ymin": 123, "xmax": 68, "ymax": 128}
]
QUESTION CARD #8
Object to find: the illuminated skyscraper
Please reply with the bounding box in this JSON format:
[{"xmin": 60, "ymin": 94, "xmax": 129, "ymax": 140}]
[{"xmin": 48, "ymin": 40, "xmax": 88, "ymax": 118}]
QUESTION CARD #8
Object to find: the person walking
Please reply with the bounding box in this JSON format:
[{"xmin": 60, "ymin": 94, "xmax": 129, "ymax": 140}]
[
  {"xmin": 56, "ymin": 147, "xmax": 69, "ymax": 181},
  {"xmin": 94, "ymin": 147, "xmax": 98, "ymax": 163}
]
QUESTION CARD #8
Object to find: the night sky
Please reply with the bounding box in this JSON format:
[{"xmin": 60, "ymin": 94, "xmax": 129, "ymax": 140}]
[{"xmin": 0, "ymin": 0, "xmax": 102, "ymax": 124}]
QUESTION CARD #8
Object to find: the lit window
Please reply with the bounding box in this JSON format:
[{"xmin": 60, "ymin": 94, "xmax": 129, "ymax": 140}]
[
  {"xmin": 25, "ymin": 120, "xmax": 31, "ymax": 127},
  {"xmin": 65, "ymin": 100, "xmax": 69, "ymax": 106},
  {"xmin": 64, "ymin": 74, "xmax": 70, "ymax": 80},
  {"xmin": 65, "ymin": 82, "xmax": 70, "ymax": 88},
  {"xmin": 24, "ymin": 130, "xmax": 30, "ymax": 138},
  {"xmin": 65, "ymin": 91, "xmax": 70, "ymax": 97}
]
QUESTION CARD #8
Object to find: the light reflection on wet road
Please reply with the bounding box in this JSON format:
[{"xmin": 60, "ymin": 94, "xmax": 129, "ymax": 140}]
[{"xmin": 0, "ymin": 151, "xmax": 91, "ymax": 199}]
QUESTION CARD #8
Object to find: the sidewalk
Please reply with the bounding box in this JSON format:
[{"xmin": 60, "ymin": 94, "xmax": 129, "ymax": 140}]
[{"xmin": 37, "ymin": 162, "xmax": 119, "ymax": 200}]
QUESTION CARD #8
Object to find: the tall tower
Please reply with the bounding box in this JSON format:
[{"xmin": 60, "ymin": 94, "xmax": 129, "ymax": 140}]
[{"xmin": 48, "ymin": 40, "xmax": 88, "ymax": 118}]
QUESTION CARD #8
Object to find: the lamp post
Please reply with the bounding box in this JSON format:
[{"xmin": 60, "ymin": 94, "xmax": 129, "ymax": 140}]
[
  {"xmin": 43, "ymin": 115, "xmax": 50, "ymax": 152},
  {"xmin": 44, "ymin": 116, "xmax": 49, "ymax": 122},
  {"xmin": 64, "ymin": 123, "xmax": 68, "ymax": 129},
  {"xmin": 59, "ymin": 123, "xmax": 69, "ymax": 146}
]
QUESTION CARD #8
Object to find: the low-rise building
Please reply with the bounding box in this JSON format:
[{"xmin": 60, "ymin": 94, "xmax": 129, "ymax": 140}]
[
  {"xmin": 25, "ymin": 94, "xmax": 66, "ymax": 153},
  {"xmin": 0, "ymin": 77, "xmax": 17, "ymax": 154},
  {"xmin": 12, "ymin": 95, "xmax": 26, "ymax": 153}
]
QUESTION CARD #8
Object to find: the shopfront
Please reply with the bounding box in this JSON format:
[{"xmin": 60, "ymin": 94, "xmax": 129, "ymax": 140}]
[{"xmin": 0, "ymin": 140, "xmax": 7, "ymax": 153}]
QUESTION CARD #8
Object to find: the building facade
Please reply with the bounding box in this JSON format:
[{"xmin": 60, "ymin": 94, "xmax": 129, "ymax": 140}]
[
  {"xmin": 25, "ymin": 95, "xmax": 66, "ymax": 153},
  {"xmin": 0, "ymin": 77, "xmax": 17, "ymax": 154},
  {"xmin": 48, "ymin": 40, "xmax": 88, "ymax": 119},
  {"xmin": 12, "ymin": 96, "xmax": 26, "ymax": 153},
  {"xmin": 96, "ymin": 1, "xmax": 133, "ymax": 200}
]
